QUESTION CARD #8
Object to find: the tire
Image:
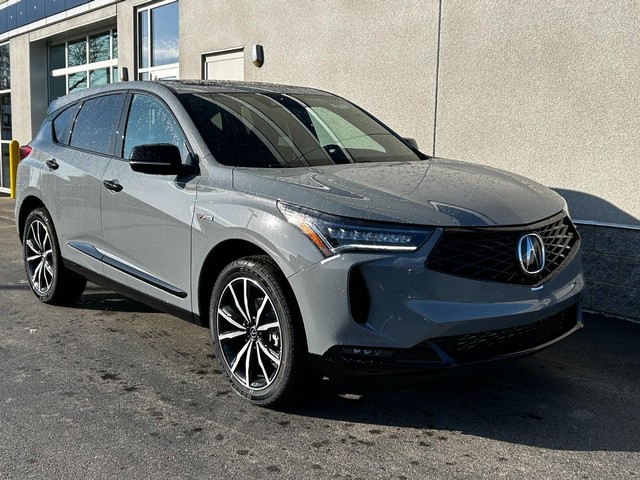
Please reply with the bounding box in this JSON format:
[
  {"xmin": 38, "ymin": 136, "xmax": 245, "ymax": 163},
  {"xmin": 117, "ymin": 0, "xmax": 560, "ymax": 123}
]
[
  {"xmin": 209, "ymin": 256, "xmax": 309, "ymax": 407},
  {"xmin": 23, "ymin": 207, "xmax": 87, "ymax": 305}
]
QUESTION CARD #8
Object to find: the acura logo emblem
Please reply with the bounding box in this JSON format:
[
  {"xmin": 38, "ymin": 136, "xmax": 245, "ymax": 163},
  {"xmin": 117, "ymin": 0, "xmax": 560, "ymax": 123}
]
[{"xmin": 517, "ymin": 233, "xmax": 545, "ymax": 275}]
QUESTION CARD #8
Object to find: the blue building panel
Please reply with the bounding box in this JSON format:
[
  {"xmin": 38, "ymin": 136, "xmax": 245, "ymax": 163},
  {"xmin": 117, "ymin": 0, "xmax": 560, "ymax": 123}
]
[
  {"xmin": 1, "ymin": 0, "xmax": 106, "ymax": 35},
  {"xmin": 16, "ymin": 1, "xmax": 28, "ymax": 28},
  {"xmin": 0, "ymin": 8, "xmax": 7, "ymax": 36},
  {"xmin": 6, "ymin": 4, "xmax": 17, "ymax": 31},
  {"xmin": 45, "ymin": 0, "xmax": 67, "ymax": 16},
  {"xmin": 27, "ymin": 0, "xmax": 46, "ymax": 24},
  {"xmin": 65, "ymin": 0, "xmax": 92, "ymax": 9}
]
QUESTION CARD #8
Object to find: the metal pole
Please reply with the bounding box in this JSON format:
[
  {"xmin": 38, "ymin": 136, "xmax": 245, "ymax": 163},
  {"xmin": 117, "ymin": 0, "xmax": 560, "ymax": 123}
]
[{"xmin": 9, "ymin": 139, "xmax": 19, "ymax": 199}]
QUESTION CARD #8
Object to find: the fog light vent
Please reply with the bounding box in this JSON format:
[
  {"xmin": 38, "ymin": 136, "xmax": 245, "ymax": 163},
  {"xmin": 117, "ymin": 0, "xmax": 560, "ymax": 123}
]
[
  {"xmin": 348, "ymin": 266, "xmax": 371, "ymax": 324},
  {"xmin": 341, "ymin": 347, "xmax": 395, "ymax": 358}
]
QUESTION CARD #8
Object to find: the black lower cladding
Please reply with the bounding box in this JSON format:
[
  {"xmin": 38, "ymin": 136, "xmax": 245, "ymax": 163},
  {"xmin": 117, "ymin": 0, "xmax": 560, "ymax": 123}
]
[
  {"xmin": 430, "ymin": 303, "xmax": 579, "ymax": 362},
  {"xmin": 317, "ymin": 303, "xmax": 580, "ymax": 373}
]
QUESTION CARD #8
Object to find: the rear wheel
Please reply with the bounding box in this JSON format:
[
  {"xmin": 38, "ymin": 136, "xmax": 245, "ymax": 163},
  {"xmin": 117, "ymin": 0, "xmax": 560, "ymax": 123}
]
[
  {"xmin": 210, "ymin": 256, "xmax": 309, "ymax": 407},
  {"xmin": 23, "ymin": 208, "xmax": 86, "ymax": 305}
]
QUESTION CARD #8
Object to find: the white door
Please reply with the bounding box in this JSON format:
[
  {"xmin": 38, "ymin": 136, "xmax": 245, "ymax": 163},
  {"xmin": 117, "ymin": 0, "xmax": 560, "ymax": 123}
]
[{"xmin": 204, "ymin": 49, "xmax": 244, "ymax": 81}]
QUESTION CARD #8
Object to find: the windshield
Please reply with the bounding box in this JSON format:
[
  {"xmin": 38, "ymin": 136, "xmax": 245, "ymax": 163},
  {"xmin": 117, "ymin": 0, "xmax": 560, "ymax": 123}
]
[{"xmin": 178, "ymin": 92, "xmax": 424, "ymax": 168}]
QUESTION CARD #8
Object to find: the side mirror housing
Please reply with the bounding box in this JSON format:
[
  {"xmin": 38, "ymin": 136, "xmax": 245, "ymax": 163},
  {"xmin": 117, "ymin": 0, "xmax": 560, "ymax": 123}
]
[
  {"xmin": 403, "ymin": 137, "xmax": 419, "ymax": 150},
  {"xmin": 129, "ymin": 144, "xmax": 183, "ymax": 175}
]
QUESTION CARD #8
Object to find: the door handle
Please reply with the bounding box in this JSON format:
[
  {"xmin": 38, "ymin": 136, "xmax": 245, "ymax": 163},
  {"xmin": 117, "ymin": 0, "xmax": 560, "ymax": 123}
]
[
  {"xmin": 103, "ymin": 179, "xmax": 123, "ymax": 192},
  {"xmin": 45, "ymin": 159, "xmax": 59, "ymax": 170}
]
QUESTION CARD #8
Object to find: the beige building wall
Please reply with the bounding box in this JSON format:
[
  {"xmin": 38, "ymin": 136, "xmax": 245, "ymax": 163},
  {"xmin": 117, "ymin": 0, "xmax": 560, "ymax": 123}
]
[
  {"xmin": 178, "ymin": 0, "xmax": 440, "ymax": 152},
  {"xmin": 434, "ymin": 0, "xmax": 640, "ymax": 226}
]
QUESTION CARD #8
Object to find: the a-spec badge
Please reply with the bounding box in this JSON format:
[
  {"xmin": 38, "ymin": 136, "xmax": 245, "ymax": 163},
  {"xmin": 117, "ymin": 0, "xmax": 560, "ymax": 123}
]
[{"xmin": 517, "ymin": 233, "xmax": 545, "ymax": 275}]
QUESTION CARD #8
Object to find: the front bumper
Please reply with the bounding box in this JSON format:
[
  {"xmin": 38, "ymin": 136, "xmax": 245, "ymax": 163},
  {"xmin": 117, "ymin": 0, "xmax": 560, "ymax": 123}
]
[
  {"xmin": 311, "ymin": 302, "xmax": 582, "ymax": 374},
  {"xmin": 287, "ymin": 230, "xmax": 585, "ymax": 371}
]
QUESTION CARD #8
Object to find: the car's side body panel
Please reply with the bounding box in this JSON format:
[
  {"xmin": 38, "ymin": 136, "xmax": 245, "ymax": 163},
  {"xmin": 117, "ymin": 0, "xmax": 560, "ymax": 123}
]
[
  {"xmin": 100, "ymin": 158, "xmax": 198, "ymax": 311},
  {"xmin": 33, "ymin": 127, "xmax": 110, "ymax": 277}
]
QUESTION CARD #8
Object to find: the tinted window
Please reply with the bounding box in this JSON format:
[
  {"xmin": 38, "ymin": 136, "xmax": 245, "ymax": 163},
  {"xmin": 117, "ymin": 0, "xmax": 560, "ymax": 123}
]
[
  {"xmin": 180, "ymin": 94, "xmax": 280, "ymax": 167},
  {"xmin": 123, "ymin": 94, "xmax": 187, "ymax": 161},
  {"xmin": 179, "ymin": 92, "xmax": 422, "ymax": 168},
  {"xmin": 53, "ymin": 104, "xmax": 79, "ymax": 145},
  {"xmin": 70, "ymin": 94, "xmax": 125, "ymax": 154}
]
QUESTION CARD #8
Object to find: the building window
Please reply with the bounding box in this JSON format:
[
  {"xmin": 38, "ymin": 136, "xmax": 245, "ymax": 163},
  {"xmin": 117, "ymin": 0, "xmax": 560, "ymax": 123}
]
[
  {"xmin": 48, "ymin": 29, "xmax": 118, "ymax": 103},
  {"xmin": 137, "ymin": 0, "xmax": 179, "ymax": 80},
  {"xmin": 0, "ymin": 42, "xmax": 11, "ymax": 193}
]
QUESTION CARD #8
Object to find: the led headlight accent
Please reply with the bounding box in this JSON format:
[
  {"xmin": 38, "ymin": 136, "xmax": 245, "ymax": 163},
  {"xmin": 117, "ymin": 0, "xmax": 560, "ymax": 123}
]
[{"xmin": 278, "ymin": 201, "xmax": 434, "ymax": 257}]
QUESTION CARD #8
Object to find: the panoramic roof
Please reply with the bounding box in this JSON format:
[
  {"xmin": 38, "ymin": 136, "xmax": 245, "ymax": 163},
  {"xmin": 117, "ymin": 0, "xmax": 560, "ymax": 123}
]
[{"xmin": 158, "ymin": 79, "xmax": 330, "ymax": 96}]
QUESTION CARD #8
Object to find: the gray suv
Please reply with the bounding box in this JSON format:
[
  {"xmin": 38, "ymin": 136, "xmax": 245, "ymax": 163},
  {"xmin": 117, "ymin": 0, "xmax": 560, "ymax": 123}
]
[{"xmin": 15, "ymin": 80, "xmax": 584, "ymax": 406}]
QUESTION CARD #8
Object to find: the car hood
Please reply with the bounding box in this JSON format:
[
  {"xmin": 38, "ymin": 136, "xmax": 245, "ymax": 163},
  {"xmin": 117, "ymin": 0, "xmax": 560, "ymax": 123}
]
[{"xmin": 232, "ymin": 158, "xmax": 566, "ymax": 227}]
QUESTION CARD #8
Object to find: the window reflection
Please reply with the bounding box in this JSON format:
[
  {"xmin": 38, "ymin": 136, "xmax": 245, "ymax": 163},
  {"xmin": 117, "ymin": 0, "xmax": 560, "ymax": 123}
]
[
  {"xmin": 90, "ymin": 68, "xmax": 110, "ymax": 86},
  {"xmin": 47, "ymin": 29, "xmax": 118, "ymax": 102},
  {"xmin": 68, "ymin": 72, "xmax": 87, "ymax": 93},
  {"xmin": 151, "ymin": 1, "xmax": 179, "ymax": 66},
  {"xmin": 137, "ymin": 1, "xmax": 179, "ymax": 80},
  {"xmin": 0, "ymin": 44, "xmax": 11, "ymax": 90},
  {"xmin": 89, "ymin": 32, "xmax": 110, "ymax": 63},
  {"xmin": 68, "ymin": 38, "xmax": 87, "ymax": 67}
]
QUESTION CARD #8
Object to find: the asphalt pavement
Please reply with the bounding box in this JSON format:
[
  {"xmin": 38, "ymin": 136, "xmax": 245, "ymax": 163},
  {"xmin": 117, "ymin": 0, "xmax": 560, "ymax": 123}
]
[{"xmin": 1, "ymin": 195, "xmax": 639, "ymax": 479}]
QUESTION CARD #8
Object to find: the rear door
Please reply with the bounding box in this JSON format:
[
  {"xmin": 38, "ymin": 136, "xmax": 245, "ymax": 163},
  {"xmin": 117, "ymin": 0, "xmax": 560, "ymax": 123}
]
[
  {"xmin": 40, "ymin": 93, "xmax": 125, "ymax": 275},
  {"xmin": 99, "ymin": 92, "xmax": 196, "ymax": 313}
]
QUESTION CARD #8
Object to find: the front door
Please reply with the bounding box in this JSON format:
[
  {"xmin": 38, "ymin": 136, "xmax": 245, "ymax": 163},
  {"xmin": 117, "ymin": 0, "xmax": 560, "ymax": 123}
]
[{"xmin": 100, "ymin": 93, "xmax": 196, "ymax": 313}]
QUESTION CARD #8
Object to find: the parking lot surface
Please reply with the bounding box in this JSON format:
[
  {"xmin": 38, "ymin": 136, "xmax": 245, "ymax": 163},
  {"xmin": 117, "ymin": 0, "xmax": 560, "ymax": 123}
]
[{"xmin": 1, "ymin": 196, "xmax": 639, "ymax": 479}]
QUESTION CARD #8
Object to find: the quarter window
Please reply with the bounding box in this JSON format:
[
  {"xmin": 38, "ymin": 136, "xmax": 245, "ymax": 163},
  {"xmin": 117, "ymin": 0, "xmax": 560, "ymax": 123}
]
[
  {"xmin": 70, "ymin": 94, "xmax": 125, "ymax": 155},
  {"xmin": 53, "ymin": 104, "xmax": 79, "ymax": 145},
  {"xmin": 123, "ymin": 94, "xmax": 187, "ymax": 161}
]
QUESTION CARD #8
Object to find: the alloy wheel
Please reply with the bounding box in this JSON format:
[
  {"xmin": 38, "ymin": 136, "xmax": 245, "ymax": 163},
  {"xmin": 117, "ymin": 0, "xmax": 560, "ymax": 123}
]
[
  {"xmin": 216, "ymin": 277, "xmax": 282, "ymax": 390},
  {"xmin": 25, "ymin": 219, "xmax": 54, "ymax": 295}
]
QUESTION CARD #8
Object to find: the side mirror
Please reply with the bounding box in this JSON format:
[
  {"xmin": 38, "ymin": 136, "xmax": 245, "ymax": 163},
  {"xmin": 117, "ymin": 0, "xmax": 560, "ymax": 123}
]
[
  {"xmin": 403, "ymin": 137, "xmax": 419, "ymax": 150},
  {"xmin": 129, "ymin": 144, "xmax": 183, "ymax": 175}
]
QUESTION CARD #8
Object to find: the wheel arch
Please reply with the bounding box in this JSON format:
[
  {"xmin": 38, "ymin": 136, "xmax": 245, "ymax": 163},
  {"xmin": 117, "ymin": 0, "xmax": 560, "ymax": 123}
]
[
  {"xmin": 17, "ymin": 196, "xmax": 46, "ymax": 242},
  {"xmin": 196, "ymin": 239, "xmax": 303, "ymax": 331}
]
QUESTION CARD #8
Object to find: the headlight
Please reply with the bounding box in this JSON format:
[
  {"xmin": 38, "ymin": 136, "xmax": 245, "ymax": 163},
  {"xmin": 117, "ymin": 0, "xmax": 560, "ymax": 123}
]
[{"xmin": 278, "ymin": 201, "xmax": 434, "ymax": 257}]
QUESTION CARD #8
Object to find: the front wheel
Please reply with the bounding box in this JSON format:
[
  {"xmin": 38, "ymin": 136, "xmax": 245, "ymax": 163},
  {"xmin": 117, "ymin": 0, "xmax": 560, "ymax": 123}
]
[
  {"xmin": 210, "ymin": 256, "xmax": 309, "ymax": 407},
  {"xmin": 23, "ymin": 207, "xmax": 86, "ymax": 305}
]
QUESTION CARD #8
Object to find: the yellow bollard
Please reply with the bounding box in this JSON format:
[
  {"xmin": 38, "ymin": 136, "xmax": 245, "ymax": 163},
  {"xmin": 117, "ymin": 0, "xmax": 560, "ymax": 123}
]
[{"xmin": 9, "ymin": 139, "xmax": 19, "ymax": 199}]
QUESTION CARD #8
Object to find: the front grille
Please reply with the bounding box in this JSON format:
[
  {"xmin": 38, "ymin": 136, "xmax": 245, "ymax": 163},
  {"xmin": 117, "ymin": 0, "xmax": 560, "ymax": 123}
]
[
  {"xmin": 426, "ymin": 212, "xmax": 580, "ymax": 286},
  {"xmin": 429, "ymin": 305, "xmax": 578, "ymax": 362}
]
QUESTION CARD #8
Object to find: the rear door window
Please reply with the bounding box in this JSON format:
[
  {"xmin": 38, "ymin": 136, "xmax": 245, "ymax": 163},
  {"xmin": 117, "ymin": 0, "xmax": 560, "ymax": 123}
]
[{"xmin": 69, "ymin": 93, "xmax": 126, "ymax": 155}]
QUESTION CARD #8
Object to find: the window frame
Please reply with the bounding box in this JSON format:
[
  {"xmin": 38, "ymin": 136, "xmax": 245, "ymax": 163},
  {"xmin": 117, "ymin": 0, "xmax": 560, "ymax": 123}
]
[
  {"xmin": 48, "ymin": 28, "xmax": 119, "ymax": 103},
  {"xmin": 63, "ymin": 92, "xmax": 127, "ymax": 157},
  {"xmin": 0, "ymin": 41, "xmax": 11, "ymax": 193},
  {"xmin": 136, "ymin": 0, "xmax": 179, "ymax": 81},
  {"xmin": 52, "ymin": 103, "xmax": 80, "ymax": 146},
  {"xmin": 118, "ymin": 91, "xmax": 193, "ymax": 164}
]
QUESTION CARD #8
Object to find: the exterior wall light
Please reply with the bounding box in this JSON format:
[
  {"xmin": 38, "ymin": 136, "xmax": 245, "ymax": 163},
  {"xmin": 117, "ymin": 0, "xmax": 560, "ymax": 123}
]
[{"xmin": 252, "ymin": 44, "xmax": 264, "ymax": 67}]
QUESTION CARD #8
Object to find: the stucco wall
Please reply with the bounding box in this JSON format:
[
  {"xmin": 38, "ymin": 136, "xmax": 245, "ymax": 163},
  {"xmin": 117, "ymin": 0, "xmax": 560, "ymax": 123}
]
[
  {"xmin": 434, "ymin": 0, "xmax": 640, "ymax": 226},
  {"xmin": 178, "ymin": 0, "xmax": 440, "ymax": 151}
]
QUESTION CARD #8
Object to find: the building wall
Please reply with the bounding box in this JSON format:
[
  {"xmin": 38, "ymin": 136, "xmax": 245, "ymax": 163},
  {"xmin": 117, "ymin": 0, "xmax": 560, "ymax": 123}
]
[
  {"xmin": 434, "ymin": 0, "xmax": 640, "ymax": 227},
  {"xmin": 432, "ymin": 0, "xmax": 639, "ymax": 321},
  {"xmin": 179, "ymin": 0, "xmax": 440, "ymax": 150}
]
